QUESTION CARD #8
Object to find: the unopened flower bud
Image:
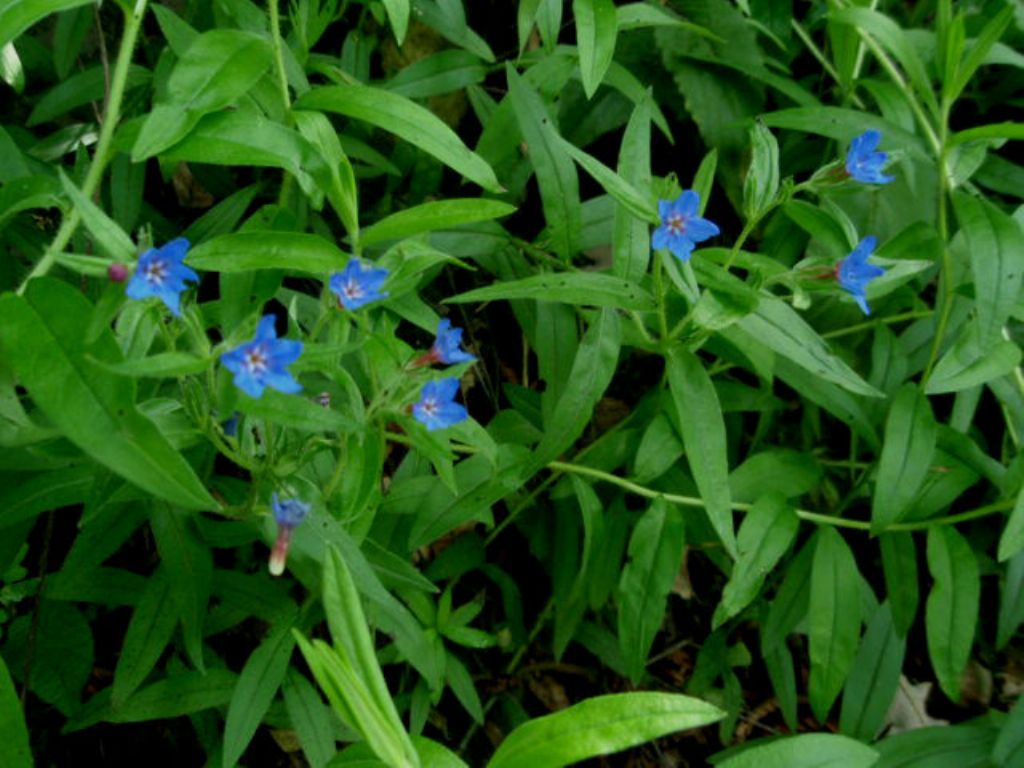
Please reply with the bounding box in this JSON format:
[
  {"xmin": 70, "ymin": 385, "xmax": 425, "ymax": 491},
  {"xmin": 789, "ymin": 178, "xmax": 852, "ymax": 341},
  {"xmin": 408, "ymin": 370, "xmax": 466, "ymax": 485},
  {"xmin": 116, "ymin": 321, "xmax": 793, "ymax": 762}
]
[{"xmin": 108, "ymin": 263, "xmax": 129, "ymax": 282}]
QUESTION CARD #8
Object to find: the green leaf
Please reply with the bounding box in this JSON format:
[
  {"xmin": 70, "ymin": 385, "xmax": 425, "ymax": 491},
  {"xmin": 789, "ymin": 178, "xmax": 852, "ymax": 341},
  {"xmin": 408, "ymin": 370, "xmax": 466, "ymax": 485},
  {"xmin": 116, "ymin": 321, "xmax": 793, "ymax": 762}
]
[
  {"xmin": 998, "ymin": 551, "xmax": 1024, "ymax": 650},
  {"xmin": 714, "ymin": 733, "xmax": 877, "ymax": 768},
  {"xmin": 293, "ymin": 110, "xmax": 359, "ymax": 243},
  {"xmin": 380, "ymin": 0, "xmax": 410, "ymax": 44},
  {"xmin": 738, "ymin": 298, "xmax": 882, "ymax": 398},
  {"xmin": 0, "ymin": 654, "xmax": 32, "ymax": 768},
  {"xmin": 553, "ymin": 133, "xmax": 658, "ymax": 223},
  {"xmin": 505, "ymin": 64, "xmax": 581, "ymax": 261},
  {"xmin": 949, "ymin": 120, "xmax": 1024, "ymax": 146},
  {"xmin": 879, "ymin": 532, "xmax": 919, "ymax": 637},
  {"xmin": 761, "ymin": 107, "xmax": 927, "ymax": 158},
  {"xmin": 97, "ymin": 352, "xmax": 211, "ymax": 378},
  {"xmin": 831, "ymin": 7, "xmax": 938, "ymax": 117},
  {"xmin": 573, "ymin": 0, "xmax": 617, "ymax": 99},
  {"xmin": 871, "ymin": 384, "xmax": 937, "ymax": 531},
  {"xmin": 999, "ymin": 487, "xmax": 1024, "ymax": 562},
  {"xmin": 926, "ymin": 324, "xmax": 1023, "ymax": 395},
  {"xmin": 616, "ymin": 3, "xmax": 718, "ymax": 39},
  {"xmin": 0, "ymin": 281, "xmax": 216, "ymax": 510},
  {"xmin": 0, "ymin": 0, "xmax": 93, "ymax": 49},
  {"xmin": 947, "ymin": 5, "xmax": 1014, "ymax": 106},
  {"xmin": 282, "ymin": 672, "xmax": 337, "ymax": 768},
  {"xmin": 149, "ymin": 505, "xmax": 212, "ymax": 672},
  {"xmin": 839, "ymin": 602, "xmax": 906, "ymax": 742},
  {"xmin": 713, "ymin": 493, "xmax": 798, "ymax": 628},
  {"xmin": 808, "ymin": 528, "xmax": 861, "ymax": 723},
  {"xmin": 743, "ymin": 120, "xmax": 779, "ymax": 221},
  {"xmin": 222, "ymin": 621, "xmax": 296, "ymax": 768},
  {"xmin": 132, "ymin": 30, "xmax": 273, "ymax": 159},
  {"xmin": 385, "ymin": 49, "xmax": 486, "ymax": 99},
  {"xmin": 323, "ymin": 546, "xmax": 409, "ymax": 743},
  {"xmin": 58, "ymin": 168, "xmax": 136, "ymax": 262},
  {"xmin": 667, "ymin": 349, "xmax": 737, "ymax": 557},
  {"xmin": 154, "ymin": 111, "xmax": 319, "ymax": 195},
  {"xmin": 617, "ymin": 499, "xmax": 685, "ymax": 682},
  {"xmin": 532, "ymin": 309, "xmax": 621, "ymax": 468},
  {"xmin": 188, "ymin": 232, "xmax": 348, "ymax": 274},
  {"xmin": 926, "ymin": 526, "xmax": 979, "ymax": 703},
  {"xmin": 236, "ymin": 389, "xmax": 359, "ymax": 434},
  {"xmin": 295, "ymin": 84, "xmax": 501, "ymax": 192},
  {"xmin": 873, "ymin": 723, "xmax": 999, "ymax": 768},
  {"xmin": 446, "ymin": 271, "xmax": 654, "ymax": 311},
  {"xmin": 992, "ymin": 690, "xmax": 1024, "ymax": 768},
  {"xmin": 2, "ymin": 601, "xmax": 92, "ymax": 715},
  {"xmin": 361, "ymin": 199, "xmax": 515, "ymax": 247},
  {"xmin": 67, "ymin": 670, "xmax": 238, "ymax": 731},
  {"xmin": 29, "ymin": 64, "xmax": 151, "ymax": 126},
  {"xmin": 951, "ymin": 191, "xmax": 1024, "ymax": 349},
  {"xmin": 487, "ymin": 692, "xmax": 724, "ymax": 768},
  {"xmin": 112, "ymin": 569, "xmax": 178, "ymax": 707},
  {"xmin": 762, "ymin": 541, "xmax": 814, "ymax": 653},
  {"xmin": 0, "ymin": 466, "xmax": 92, "ymax": 530},
  {"xmin": 612, "ymin": 94, "xmax": 653, "ymax": 283}
]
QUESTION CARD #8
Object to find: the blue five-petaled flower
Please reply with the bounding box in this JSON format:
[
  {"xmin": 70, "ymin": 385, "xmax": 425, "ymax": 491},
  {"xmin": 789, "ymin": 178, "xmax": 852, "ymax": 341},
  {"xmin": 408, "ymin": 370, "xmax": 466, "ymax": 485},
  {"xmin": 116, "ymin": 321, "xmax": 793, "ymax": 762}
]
[
  {"xmin": 651, "ymin": 190, "xmax": 720, "ymax": 262},
  {"xmin": 837, "ymin": 236, "xmax": 886, "ymax": 315},
  {"xmin": 413, "ymin": 378, "xmax": 468, "ymax": 431},
  {"xmin": 432, "ymin": 318, "xmax": 476, "ymax": 365},
  {"xmin": 845, "ymin": 130, "xmax": 895, "ymax": 184},
  {"xmin": 329, "ymin": 258, "xmax": 389, "ymax": 310},
  {"xmin": 125, "ymin": 237, "xmax": 199, "ymax": 316},
  {"xmin": 220, "ymin": 315, "xmax": 303, "ymax": 399}
]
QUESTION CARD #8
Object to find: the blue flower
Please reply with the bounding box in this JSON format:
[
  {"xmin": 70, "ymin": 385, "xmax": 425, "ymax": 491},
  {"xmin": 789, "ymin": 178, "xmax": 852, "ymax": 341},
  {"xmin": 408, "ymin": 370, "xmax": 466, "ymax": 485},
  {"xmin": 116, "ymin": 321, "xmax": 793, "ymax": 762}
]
[
  {"xmin": 329, "ymin": 258, "xmax": 389, "ymax": 310},
  {"xmin": 220, "ymin": 315, "xmax": 303, "ymax": 398},
  {"xmin": 431, "ymin": 318, "xmax": 476, "ymax": 365},
  {"xmin": 413, "ymin": 378, "xmax": 468, "ymax": 431},
  {"xmin": 837, "ymin": 236, "xmax": 885, "ymax": 315},
  {"xmin": 651, "ymin": 190, "xmax": 720, "ymax": 262},
  {"xmin": 269, "ymin": 492, "xmax": 310, "ymax": 576},
  {"xmin": 845, "ymin": 130, "xmax": 894, "ymax": 184},
  {"xmin": 125, "ymin": 237, "xmax": 199, "ymax": 316},
  {"xmin": 272, "ymin": 492, "xmax": 311, "ymax": 527}
]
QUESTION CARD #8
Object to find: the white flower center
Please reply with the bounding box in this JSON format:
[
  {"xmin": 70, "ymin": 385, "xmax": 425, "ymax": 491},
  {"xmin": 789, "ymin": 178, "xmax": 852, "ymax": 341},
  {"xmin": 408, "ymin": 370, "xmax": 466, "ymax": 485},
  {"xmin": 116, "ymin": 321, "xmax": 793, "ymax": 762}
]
[
  {"xmin": 242, "ymin": 345, "xmax": 268, "ymax": 375},
  {"xmin": 422, "ymin": 396, "xmax": 439, "ymax": 416},
  {"xmin": 344, "ymin": 279, "xmax": 364, "ymax": 299},
  {"xmin": 666, "ymin": 214, "xmax": 687, "ymax": 236},
  {"xmin": 145, "ymin": 259, "xmax": 168, "ymax": 285}
]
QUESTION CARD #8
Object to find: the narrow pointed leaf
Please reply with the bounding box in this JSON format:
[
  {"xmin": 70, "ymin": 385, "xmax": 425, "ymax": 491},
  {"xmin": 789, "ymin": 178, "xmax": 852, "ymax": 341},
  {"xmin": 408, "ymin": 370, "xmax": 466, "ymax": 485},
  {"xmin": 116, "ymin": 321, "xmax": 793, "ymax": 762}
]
[
  {"xmin": 926, "ymin": 527, "xmax": 979, "ymax": 703},
  {"xmin": 667, "ymin": 348, "xmax": 737, "ymax": 557}
]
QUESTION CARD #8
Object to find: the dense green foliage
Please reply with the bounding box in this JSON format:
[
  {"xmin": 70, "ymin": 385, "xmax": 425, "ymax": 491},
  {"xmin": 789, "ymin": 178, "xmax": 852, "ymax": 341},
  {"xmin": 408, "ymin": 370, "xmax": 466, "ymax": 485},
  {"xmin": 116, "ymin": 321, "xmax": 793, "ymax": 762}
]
[{"xmin": 1, "ymin": 0, "xmax": 1024, "ymax": 765}]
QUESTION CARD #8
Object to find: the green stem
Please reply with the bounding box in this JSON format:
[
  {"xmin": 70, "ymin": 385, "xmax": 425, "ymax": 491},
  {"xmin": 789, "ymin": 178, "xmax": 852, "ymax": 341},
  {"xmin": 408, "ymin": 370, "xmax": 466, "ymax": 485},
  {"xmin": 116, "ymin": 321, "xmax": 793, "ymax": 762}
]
[
  {"xmin": 723, "ymin": 217, "xmax": 758, "ymax": 272},
  {"xmin": 652, "ymin": 252, "xmax": 669, "ymax": 341},
  {"xmin": 922, "ymin": 104, "xmax": 953, "ymax": 385},
  {"xmin": 268, "ymin": 0, "xmax": 292, "ymax": 116},
  {"xmin": 18, "ymin": 0, "xmax": 149, "ymax": 294},
  {"xmin": 821, "ymin": 309, "xmax": 934, "ymax": 340},
  {"xmin": 544, "ymin": 459, "xmax": 1012, "ymax": 533},
  {"xmin": 853, "ymin": 27, "xmax": 941, "ymax": 156}
]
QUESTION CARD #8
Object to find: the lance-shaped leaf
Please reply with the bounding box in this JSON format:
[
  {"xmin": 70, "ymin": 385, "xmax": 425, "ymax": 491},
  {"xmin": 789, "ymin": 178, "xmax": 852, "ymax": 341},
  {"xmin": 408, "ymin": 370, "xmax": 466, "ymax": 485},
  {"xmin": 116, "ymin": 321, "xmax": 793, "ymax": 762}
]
[
  {"xmin": 667, "ymin": 348, "xmax": 737, "ymax": 557},
  {"xmin": 808, "ymin": 528, "xmax": 861, "ymax": 723},
  {"xmin": 926, "ymin": 526, "xmax": 979, "ymax": 703},
  {"xmin": 872, "ymin": 384, "xmax": 937, "ymax": 531}
]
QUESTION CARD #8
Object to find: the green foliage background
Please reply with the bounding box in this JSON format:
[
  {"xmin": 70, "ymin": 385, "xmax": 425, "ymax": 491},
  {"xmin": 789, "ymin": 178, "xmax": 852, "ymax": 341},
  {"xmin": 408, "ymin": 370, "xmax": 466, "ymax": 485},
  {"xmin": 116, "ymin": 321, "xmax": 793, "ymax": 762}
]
[{"xmin": 1, "ymin": 0, "xmax": 1023, "ymax": 766}]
